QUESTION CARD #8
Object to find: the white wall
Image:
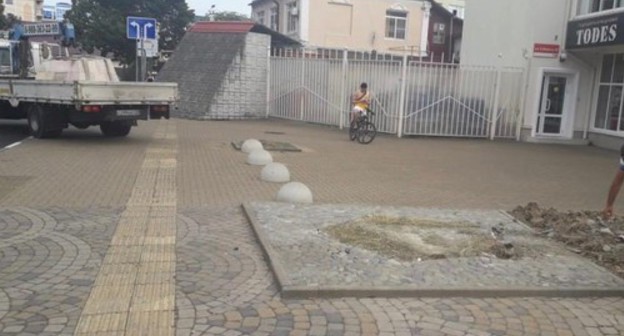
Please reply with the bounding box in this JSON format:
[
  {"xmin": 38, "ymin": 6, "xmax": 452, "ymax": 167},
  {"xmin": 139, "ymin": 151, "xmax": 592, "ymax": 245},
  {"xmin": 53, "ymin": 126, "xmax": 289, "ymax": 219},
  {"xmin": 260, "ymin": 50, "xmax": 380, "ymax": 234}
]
[
  {"xmin": 4, "ymin": 0, "xmax": 40, "ymax": 22},
  {"xmin": 461, "ymin": 0, "xmax": 595, "ymax": 139}
]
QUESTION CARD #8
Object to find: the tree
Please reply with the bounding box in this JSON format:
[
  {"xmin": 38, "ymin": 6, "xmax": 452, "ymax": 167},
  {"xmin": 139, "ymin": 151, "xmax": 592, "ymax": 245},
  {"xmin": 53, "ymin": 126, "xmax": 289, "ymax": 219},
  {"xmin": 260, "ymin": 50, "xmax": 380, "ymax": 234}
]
[
  {"xmin": 66, "ymin": 0, "xmax": 194, "ymax": 65},
  {"xmin": 213, "ymin": 11, "xmax": 249, "ymax": 21}
]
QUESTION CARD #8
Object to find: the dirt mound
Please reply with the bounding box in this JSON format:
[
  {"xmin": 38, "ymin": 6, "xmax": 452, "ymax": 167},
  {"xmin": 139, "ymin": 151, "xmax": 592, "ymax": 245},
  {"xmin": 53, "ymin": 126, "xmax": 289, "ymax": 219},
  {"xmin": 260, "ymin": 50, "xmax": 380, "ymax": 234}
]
[
  {"xmin": 510, "ymin": 203, "xmax": 624, "ymax": 278},
  {"xmin": 325, "ymin": 215, "xmax": 522, "ymax": 262}
]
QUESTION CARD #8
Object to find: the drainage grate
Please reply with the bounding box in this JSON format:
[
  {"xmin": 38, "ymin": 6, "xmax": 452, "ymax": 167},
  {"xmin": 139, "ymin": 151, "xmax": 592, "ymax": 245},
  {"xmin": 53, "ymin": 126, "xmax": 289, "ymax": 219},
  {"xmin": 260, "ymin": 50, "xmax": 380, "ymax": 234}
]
[{"xmin": 231, "ymin": 140, "xmax": 301, "ymax": 152}]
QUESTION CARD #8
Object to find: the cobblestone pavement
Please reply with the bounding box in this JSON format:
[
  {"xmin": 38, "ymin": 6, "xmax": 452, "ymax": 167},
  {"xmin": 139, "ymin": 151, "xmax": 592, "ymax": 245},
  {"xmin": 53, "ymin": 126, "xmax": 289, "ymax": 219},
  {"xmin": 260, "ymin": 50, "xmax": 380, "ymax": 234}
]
[{"xmin": 0, "ymin": 119, "xmax": 623, "ymax": 335}]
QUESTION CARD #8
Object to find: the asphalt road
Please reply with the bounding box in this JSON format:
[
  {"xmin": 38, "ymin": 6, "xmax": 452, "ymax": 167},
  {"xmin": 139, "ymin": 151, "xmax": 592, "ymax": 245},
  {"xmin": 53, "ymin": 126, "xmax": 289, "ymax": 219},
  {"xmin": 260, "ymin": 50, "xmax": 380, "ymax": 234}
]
[{"xmin": 0, "ymin": 120, "xmax": 30, "ymax": 149}]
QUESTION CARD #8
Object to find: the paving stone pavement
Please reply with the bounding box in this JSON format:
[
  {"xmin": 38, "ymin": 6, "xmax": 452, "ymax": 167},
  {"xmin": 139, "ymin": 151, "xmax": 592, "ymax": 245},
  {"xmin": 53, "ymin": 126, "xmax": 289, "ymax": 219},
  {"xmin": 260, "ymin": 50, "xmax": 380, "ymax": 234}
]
[
  {"xmin": 0, "ymin": 206, "xmax": 120, "ymax": 335},
  {"xmin": 0, "ymin": 119, "xmax": 623, "ymax": 335}
]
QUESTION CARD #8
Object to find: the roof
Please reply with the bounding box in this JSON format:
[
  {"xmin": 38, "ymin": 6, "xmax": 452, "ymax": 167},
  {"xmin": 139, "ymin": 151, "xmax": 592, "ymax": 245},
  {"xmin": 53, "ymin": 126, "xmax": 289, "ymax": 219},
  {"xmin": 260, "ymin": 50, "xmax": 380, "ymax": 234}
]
[
  {"xmin": 249, "ymin": 0, "xmax": 268, "ymax": 6},
  {"xmin": 189, "ymin": 21, "xmax": 255, "ymax": 33},
  {"xmin": 430, "ymin": 0, "xmax": 464, "ymax": 21},
  {"xmin": 187, "ymin": 21, "xmax": 302, "ymax": 48}
]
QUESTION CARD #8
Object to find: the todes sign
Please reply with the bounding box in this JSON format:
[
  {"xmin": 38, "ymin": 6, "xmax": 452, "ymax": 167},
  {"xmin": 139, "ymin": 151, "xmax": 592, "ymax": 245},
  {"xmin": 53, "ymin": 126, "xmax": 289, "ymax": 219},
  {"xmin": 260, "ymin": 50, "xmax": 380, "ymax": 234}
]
[{"xmin": 566, "ymin": 12, "xmax": 624, "ymax": 49}]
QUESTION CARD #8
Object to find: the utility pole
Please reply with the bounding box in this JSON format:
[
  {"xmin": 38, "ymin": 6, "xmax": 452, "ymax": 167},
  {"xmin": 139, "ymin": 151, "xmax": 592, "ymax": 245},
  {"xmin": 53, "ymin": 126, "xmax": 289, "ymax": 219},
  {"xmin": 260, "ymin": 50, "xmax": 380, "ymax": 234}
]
[{"xmin": 449, "ymin": 10, "xmax": 457, "ymax": 63}]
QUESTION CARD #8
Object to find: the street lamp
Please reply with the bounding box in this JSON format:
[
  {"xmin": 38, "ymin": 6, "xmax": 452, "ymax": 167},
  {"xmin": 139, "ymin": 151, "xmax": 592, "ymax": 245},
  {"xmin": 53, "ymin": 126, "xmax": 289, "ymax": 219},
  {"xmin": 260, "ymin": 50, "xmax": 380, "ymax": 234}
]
[
  {"xmin": 208, "ymin": 4, "xmax": 216, "ymax": 21},
  {"xmin": 449, "ymin": 9, "xmax": 457, "ymax": 63}
]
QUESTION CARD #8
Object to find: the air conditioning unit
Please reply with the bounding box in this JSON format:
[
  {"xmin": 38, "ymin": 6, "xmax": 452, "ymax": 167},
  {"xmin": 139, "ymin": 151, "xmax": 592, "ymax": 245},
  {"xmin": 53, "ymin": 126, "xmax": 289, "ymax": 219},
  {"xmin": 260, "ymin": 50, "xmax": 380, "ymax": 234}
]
[{"xmin": 290, "ymin": 7, "xmax": 299, "ymax": 16}]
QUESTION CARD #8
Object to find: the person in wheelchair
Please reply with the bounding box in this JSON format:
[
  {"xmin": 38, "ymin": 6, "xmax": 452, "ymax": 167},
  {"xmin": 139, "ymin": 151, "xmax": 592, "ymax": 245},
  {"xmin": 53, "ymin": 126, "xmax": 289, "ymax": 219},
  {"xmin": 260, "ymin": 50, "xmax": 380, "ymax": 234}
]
[{"xmin": 350, "ymin": 82, "xmax": 371, "ymax": 126}]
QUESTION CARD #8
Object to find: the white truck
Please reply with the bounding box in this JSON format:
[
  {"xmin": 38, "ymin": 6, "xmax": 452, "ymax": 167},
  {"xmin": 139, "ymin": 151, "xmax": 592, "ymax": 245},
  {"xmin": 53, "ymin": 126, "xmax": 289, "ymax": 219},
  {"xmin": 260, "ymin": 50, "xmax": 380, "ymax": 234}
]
[{"xmin": 0, "ymin": 22, "xmax": 178, "ymax": 138}]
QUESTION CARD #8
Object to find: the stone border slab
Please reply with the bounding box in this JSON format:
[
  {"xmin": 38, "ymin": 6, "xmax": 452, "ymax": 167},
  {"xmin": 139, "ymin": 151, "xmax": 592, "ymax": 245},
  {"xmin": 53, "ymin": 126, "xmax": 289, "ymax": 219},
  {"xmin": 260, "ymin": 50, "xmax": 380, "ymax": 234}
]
[{"xmin": 242, "ymin": 203, "xmax": 624, "ymax": 299}]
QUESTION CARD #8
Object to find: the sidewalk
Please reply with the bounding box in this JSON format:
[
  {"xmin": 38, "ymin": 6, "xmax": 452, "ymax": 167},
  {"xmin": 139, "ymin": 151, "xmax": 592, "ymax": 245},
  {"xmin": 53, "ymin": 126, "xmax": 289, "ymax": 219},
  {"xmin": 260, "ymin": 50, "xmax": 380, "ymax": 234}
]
[{"xmin": 0, "ymin": 118, "xmax": 622, "ymax": 336}]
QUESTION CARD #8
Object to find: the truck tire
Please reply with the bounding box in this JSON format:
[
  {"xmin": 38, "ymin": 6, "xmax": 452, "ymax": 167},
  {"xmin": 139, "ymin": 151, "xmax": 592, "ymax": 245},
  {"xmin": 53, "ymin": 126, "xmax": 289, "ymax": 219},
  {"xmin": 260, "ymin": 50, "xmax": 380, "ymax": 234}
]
[
  {"xmin": 27, "ymin": 104, "xmax": 63, "ymax": 139},
  {"xmin": 100, "ymin": 121, "xmax": 132, "ymax": 137}
]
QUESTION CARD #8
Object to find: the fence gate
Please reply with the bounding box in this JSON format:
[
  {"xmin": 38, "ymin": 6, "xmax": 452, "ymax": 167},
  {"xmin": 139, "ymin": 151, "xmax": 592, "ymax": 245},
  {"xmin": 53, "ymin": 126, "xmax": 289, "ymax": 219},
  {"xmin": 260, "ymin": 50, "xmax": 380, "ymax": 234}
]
[{"xmin": 268, "ymin": 49, "xmax": 525, "ymax": 140}]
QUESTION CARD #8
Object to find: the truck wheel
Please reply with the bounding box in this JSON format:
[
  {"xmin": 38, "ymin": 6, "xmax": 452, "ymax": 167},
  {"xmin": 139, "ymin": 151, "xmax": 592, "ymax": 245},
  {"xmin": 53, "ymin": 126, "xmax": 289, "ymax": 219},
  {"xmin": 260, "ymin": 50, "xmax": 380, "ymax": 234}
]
[
  {"xmin": 27, "ymin": 107, "xmax": 43, "ymax": 138},
  {"xmin": 100, "ymin": 121, "xmax": 132, "ymax": 137},
  {"xmin": 27, "ymin": 104, "xmax": 63, "ymax": 139}
]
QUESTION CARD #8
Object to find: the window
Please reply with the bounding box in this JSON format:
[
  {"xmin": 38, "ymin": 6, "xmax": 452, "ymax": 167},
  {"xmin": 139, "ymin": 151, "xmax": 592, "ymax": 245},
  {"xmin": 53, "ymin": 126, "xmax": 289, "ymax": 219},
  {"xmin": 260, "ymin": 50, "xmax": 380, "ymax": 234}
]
[
  {"xmin": 0, "ymin": 48, "xmax": 10, "ymax": 67},
  {"xmin": 433, "ymin": 23, "xmax": 446, "ymax": 44},
  {"xmin": 287, "ymin": 2, "xmax": 299, "ymax": 33},
  {"xmin": 256, "ymin": 10, "xmax": 265, "ymax": 26},
  {"xmin": 595, "ymin": 54, "xmax": 624, "ymax": 131},
  {"xmin": 385, "ymin": 10, "xmax": 407, "ymax": 39},
  {"xmin": 270, "ymin": 7, "xmax": 278, "ymax": 30},
  {"xmin": 578, "ymin": 0, "xmax": 624, "ymax": 15}
]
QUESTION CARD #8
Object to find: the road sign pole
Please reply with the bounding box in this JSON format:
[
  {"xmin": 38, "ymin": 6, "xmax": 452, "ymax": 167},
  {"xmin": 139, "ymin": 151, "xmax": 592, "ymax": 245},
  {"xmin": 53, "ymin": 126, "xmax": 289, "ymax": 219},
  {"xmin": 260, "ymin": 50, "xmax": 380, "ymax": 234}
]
[
  {"xmin": 141, "ymin": 38, "xmax": 146, "ymax": 80},
  {"xmin": 135, "ymin": 38, "xmax": 139, "ymax": 82}
]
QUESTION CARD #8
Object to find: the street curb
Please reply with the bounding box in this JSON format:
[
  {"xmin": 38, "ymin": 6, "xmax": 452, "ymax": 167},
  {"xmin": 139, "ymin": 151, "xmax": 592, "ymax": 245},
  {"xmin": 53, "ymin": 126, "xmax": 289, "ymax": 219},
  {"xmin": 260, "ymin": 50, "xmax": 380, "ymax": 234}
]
[
  {"xmin": 242, "ymin": 203, "xmax": 292, "ymax": 290},
  {"xmin": 243, "ymin": 203, "xmax": 624, "ymax": 299},
  {"xmin": 280, "ymin": 286, "xmax": 624, "ymax": 300}
]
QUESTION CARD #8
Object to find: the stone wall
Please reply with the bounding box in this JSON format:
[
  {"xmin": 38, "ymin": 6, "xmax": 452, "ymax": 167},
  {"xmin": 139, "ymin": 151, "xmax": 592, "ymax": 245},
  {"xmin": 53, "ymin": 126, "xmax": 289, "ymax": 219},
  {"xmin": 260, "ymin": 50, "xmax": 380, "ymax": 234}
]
[{"xmin": 158, "ymin": 32, "xmax": 270, "ymax": 120}]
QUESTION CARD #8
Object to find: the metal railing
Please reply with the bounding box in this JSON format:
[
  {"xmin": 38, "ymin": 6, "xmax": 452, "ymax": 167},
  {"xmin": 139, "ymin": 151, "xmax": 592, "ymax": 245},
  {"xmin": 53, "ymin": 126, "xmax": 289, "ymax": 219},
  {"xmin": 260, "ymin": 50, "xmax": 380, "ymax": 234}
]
[{"xmin": 268, "ymin": 48, "xmax": 525, "ymax": 140}]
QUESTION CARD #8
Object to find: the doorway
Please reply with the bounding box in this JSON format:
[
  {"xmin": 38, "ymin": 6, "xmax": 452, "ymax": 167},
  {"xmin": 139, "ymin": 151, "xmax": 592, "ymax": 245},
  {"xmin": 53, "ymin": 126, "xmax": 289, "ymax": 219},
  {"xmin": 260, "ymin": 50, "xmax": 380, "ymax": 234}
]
[{"xmin": 536, "ymin": 74, "xmax": 570, "ymax": 136}]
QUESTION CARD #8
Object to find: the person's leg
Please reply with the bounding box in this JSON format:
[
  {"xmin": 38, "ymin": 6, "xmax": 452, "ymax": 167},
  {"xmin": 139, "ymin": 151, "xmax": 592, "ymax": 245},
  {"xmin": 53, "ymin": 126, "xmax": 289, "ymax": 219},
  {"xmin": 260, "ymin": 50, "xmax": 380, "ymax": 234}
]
[
  {"xmin": 351, "ymin": 106, "xmax": 364, "ymax": 126},
  {"xmin": 350, "ymin": 107, "xmax": 360, "ymax": 126}
]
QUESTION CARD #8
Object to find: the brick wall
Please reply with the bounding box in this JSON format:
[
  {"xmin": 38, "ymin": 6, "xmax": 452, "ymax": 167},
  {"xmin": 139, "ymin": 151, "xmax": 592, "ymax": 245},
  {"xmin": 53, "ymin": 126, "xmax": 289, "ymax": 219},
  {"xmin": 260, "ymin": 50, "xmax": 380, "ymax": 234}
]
[{"xmin": 158, "ymin": 31, "xmax": 270, "ymax": 120}]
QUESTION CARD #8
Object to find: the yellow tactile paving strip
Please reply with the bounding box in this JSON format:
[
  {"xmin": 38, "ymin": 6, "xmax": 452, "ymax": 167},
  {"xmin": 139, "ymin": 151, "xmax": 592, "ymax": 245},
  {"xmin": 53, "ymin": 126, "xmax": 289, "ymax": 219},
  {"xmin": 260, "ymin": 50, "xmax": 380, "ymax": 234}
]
[{"xmin": 75, "ymin": 121, "xmax": 177, "ymax": 336}]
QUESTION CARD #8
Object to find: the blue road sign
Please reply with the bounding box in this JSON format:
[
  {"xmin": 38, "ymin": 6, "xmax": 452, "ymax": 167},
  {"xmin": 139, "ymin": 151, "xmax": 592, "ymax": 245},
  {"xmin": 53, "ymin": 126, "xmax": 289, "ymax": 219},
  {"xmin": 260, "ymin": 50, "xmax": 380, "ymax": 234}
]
[{"xmin": 126, "ymin": 16, "xmax": 157, "ymax": 40}]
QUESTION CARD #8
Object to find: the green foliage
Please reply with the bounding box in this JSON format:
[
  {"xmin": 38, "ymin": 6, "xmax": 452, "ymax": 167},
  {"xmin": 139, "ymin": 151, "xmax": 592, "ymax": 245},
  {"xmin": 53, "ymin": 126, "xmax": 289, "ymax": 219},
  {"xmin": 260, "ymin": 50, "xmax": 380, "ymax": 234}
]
[
  {"xmin": 212, "ymin": 11, "xmax": 249, "ymax": 21},
  {"xmin": 66, "ymin": 0, "xmax": 194, "ymax": 64},
  {"xmin": 195, "ymin": 10, "xmax": 249, "ymax": 22},
  {"xmin": 0, "ymin": 0, "xmax": 21, "ymax": 30}
]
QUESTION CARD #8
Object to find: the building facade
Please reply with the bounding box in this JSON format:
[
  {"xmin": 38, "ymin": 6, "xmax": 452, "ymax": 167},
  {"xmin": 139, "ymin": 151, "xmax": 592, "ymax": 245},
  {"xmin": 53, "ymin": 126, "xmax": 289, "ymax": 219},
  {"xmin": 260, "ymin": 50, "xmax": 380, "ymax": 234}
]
[
  {"xmin": 4, "ymin": 0, "xmax": 44, "ymax": 22},
  {"xmin": 41, "ymin": 2, "xmax": 71, "ymax": 22},
  {"xmin": 461, "ymin": 0, "xmax": 624, "ymax": 149},
  {"xmin": 250, "ymin": 0, "xmax": 433, "ymax": 56}
]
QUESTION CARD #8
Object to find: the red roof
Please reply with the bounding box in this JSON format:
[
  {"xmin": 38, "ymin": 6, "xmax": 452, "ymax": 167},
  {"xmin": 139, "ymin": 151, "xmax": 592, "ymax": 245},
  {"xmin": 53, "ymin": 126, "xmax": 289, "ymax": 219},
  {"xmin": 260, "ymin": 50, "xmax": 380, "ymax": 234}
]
[{"xmin": 189, "ymin": 21, "xmax": 255, "ymax": 33}]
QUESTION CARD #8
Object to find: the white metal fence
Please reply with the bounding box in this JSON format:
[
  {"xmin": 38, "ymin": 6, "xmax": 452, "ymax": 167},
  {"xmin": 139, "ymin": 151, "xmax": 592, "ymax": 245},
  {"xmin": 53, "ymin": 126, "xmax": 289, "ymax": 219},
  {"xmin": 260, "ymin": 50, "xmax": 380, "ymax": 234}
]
[{"xmin": 268, "ymin": 49, "xmax": 525, "ymax": 140}]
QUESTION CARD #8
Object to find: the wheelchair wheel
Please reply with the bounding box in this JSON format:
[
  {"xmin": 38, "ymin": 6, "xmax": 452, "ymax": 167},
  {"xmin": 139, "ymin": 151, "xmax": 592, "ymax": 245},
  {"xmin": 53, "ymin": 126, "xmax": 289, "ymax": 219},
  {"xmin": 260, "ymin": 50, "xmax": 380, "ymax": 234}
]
[
  {"xmin": 357, "ymin": 121, "xmax": 377, "ymax": 144},
  {"xmin": 349, "ymin": 121, "xmax": 358, "ymax": 141}
]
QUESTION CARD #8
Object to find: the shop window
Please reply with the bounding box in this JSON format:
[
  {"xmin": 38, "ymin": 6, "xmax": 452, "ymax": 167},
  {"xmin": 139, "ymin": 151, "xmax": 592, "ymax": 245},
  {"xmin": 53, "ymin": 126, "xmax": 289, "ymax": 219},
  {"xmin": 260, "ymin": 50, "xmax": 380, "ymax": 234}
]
[
  {"xmin": 595, "ymin": 54, "xmax": 624, "ymax": 131},
  {"xmin": 386, "ymin": 10, "xmax": 407, "ymax": 40}
]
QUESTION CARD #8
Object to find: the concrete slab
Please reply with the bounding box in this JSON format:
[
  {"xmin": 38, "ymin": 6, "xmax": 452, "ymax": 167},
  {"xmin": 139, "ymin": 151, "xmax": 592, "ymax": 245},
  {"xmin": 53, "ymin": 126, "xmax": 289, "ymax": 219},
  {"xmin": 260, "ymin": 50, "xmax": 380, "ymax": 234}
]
[{"xmin": 244, "ymin": 202, "xmax": 624, "ymax": 299}]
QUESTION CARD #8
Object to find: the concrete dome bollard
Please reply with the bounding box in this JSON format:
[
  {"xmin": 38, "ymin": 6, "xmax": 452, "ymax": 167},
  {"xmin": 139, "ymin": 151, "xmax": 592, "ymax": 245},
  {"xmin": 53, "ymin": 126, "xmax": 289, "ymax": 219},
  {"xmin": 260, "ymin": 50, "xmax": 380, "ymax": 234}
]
[
  {"xmin": 242, "ymin": 139, "xmax": 263, "ymax": 154},
  {"xmin": 276, "ymin": 182, "xmax": 313, "ymax": 204},
  {"xmin": 247, "ymin": 149, "xmax": 273, "ymax": 166},
  {"xmin": 261, "ymin": 163, "xmax": 291, "ymax": 183}
]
